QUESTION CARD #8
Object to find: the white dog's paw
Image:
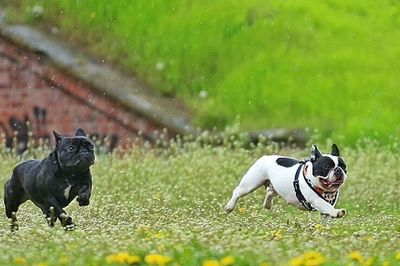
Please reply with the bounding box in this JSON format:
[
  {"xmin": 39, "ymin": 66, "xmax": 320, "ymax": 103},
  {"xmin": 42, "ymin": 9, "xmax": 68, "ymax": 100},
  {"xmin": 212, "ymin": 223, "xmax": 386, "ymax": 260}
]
[
  {"xmin": 225, "ymin": 204, "xmax": 234, "ymax": 214},
  {"xmin": 333, "ymin": 209, "xmax": 346, "ymax": 218},
  {"xmin": 263, "ymin": 192, "xmax": 276, "ymax": 210},
  {"xmin": 264, "ymin": 201, "xmax": 272, "ymax": 210}
]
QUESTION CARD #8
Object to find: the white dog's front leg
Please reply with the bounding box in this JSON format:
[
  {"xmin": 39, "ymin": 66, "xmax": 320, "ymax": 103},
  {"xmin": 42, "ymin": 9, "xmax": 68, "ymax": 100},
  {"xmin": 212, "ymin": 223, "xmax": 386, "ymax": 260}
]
[{"xmin": 308, "ymin": 196, "xmax": 345, "ymax": 218}]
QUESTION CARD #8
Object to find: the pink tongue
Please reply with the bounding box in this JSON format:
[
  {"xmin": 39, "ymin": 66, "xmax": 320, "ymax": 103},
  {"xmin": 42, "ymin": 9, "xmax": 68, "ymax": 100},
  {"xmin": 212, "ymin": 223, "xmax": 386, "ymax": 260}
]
[{"xmin": 322, "ymin": 180, "xmax": 331, "ymax": 186}]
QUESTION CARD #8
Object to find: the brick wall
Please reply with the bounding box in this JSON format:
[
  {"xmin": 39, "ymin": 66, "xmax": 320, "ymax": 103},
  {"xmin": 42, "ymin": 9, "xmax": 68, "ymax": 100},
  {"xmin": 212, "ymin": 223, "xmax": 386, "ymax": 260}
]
[{"xmin": 0, "ymin": 36, "xmax": 161, "ymax": 153}]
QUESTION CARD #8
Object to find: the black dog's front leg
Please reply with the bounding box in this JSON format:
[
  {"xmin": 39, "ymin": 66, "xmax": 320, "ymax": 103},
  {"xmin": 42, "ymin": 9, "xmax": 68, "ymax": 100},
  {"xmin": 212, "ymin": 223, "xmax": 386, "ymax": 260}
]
[
  {"xmin": 77, "ymin": 182, "xmax": 92, "ymax": 206},
  {"xmin": 47, "ymin": 196, "xmax": 75, "ymax": 230}
]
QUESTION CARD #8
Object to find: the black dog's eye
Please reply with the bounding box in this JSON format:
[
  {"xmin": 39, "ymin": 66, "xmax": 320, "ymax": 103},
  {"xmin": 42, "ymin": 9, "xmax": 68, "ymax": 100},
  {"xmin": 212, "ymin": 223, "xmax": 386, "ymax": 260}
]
[{"xmin": 68, "ymin": 146, "xmax": 76, "ymax": 152}]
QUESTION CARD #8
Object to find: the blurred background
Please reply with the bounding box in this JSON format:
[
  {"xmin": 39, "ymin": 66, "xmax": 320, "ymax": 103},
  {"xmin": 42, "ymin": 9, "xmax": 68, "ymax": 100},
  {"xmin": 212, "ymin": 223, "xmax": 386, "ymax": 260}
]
[{"xmin": 1, "ymin": 0, "xmax": 400, "ymax": 151}]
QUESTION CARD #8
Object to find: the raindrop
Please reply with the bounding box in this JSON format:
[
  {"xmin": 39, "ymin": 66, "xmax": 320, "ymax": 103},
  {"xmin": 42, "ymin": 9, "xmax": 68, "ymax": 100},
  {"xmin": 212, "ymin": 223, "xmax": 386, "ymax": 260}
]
[
  {"xmin": 32, "ymin": 5, "xmax": 44, "ymax": 18},
  {"xmin": 199, "ymin": 90, "xmax": 208, "ymax": 99},
  {"xmin": 155, "ymin": 62, "xmax": 165, "ymax": 71},
  {"xmin": 51, "ymin": 27, "xmax": 59, "ymax": 35}
]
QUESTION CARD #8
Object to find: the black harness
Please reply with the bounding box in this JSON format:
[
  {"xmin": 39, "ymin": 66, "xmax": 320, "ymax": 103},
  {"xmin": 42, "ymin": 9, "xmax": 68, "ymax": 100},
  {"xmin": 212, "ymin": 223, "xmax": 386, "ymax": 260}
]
[{"xmin": 293, "ymin": 160, "xmax": 338, "ymax": 211}]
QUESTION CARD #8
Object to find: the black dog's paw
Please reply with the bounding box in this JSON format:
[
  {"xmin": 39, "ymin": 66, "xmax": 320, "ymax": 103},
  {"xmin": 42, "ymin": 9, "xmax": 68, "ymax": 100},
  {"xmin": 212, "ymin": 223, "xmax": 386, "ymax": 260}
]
[
  {"xmin": 77, "ymin": 193, "xmax": 90, "ymax": 206},
  {"xmin": 10, "ymin": 223, "xmax": 19, "ymax": 232},
  {"xmin": 64, "ymin": 222, "xmax": 75, "ymax": 231},
  {"xmin": 78, "ymin": 199, "xmax": 90, "ymax": 206},
  {"xmin": 46, "ymin": 207, "xmax": 57, "ymax": 227},
  {"xmin": 10, "ymin": 212, "xmax": 19, "ymax": 232},
  {"xmin": 59, "ymin": 213, "xmax": 75, "ymax": 230}
]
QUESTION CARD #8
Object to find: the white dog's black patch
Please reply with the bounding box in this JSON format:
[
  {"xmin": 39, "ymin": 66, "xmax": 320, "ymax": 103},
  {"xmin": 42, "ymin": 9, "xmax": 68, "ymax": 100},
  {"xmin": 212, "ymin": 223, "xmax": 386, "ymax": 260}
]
[
  {"xmin": 276, "ymin": 157, "xmax": 299, "ymax": 168},
  {"xmin": 338, "ymin": 157, "xmax": 347, "ymax": 173},
  {"xmin": 313, "ymin": 157, "xmax": 335, "ymax": 177}
]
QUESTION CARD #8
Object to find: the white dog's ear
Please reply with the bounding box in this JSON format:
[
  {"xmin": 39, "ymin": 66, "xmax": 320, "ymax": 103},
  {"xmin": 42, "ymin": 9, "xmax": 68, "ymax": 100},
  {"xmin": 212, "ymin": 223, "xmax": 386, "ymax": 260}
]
[
  {"xmin": 331, "ymin": 143, "xmax": 340, "ymax": 157},
  {"xmin": 311, "ymin": 144, "xmax": 322, "ymax": 162}
]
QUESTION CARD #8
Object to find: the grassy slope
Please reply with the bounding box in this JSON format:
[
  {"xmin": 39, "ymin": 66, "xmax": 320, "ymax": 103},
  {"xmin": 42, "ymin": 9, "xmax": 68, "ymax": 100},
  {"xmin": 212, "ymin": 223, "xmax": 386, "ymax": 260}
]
[
  {"xmin": 0, "ymin": 141, "xmax": 399, "ymax": 265},
  {"xmin": 6, "ymin": 0, "xmax": 400, "ymax": 144}
]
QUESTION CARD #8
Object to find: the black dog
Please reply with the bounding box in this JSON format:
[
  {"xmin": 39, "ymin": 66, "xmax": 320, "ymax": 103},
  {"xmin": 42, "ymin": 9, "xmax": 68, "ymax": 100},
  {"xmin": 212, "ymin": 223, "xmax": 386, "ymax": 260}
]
[{"xmin": 4, "ymin": 128, "xmax": 95, "ymax": 231}]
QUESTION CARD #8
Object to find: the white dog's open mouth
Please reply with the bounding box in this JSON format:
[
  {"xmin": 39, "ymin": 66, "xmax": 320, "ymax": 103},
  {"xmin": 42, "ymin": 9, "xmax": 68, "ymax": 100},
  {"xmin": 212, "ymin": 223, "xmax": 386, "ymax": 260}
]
[{"xmin": 319, "ymin": 178, "xmax": 343, "ymax": 188}]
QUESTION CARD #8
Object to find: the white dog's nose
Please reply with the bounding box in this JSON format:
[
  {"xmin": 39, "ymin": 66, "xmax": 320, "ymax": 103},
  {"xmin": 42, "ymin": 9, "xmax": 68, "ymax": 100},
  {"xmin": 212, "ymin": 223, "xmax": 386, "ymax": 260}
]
[{"xmin": 334, "ymin": 167, "xmax": 344, "ymax": 178}]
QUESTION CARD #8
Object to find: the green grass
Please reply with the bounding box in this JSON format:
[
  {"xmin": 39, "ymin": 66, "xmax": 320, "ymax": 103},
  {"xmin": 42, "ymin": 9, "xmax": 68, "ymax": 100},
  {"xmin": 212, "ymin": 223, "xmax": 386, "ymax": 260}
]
[
  {"xmin": 0, "ymin": 139, "xmax": 399, "ymax": 265},
  {"xmin": 5, "ymin": 0, "xmax": 400, "ymax": 144}
]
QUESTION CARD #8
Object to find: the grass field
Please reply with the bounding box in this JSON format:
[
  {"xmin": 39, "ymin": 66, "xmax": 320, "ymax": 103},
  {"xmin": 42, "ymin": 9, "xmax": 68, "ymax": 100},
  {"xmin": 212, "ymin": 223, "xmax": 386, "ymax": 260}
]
[
  {"xmin": 5, "ymin": 0, "xmax": 400, "ymax": 144},
  {"xmin": 0, "ymin": 139, "xmax": 399, "ymax": 266}
]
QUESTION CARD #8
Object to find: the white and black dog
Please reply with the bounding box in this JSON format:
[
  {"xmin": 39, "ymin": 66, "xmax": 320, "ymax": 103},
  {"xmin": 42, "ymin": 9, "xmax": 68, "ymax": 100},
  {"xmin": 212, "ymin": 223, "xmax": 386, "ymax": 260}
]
[{"xmin": 225, "ymin": 144, "xmax": 347, "ymax": 218}]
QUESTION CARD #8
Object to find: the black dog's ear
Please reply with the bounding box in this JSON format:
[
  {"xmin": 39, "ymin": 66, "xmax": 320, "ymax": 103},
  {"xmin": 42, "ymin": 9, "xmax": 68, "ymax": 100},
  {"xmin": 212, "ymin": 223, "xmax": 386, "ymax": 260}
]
[
  {"xmin": 311, "ymin": 144, "xmax": 322, "ymax": 162},
  {"xmin": 53, "ymin": 130, "xmax": 63, "ymax": 144},
  {"xmin": 75, "ymin": 128, "xmax": 86, "ymax": 137},
  {"xmin": 331, "ymin": 143, "xmax": 340, "ymax": 157}
]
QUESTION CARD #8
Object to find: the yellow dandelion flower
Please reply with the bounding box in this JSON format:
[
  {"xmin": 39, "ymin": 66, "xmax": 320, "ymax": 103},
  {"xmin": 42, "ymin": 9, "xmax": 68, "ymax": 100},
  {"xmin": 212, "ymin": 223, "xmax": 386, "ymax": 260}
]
[
  {"xmin": 145, "ymin": 254, "xmax": 172, "ymax": 266},
  {"xmin": 348, "ymin": 251, "xmax": 364, "ymax": 263},
  {"xmin": 303, "ymin": 251, "xmax": 322, "ymax": 260},
  {"xmin": 238, "ymin": 207, "xmax": 245, "ymax": 214},
  {"xmin": 14, "ymin": 258, "xmax": 27, "ymax": 265},
  {"xmin": 106, "ymin": 252, "xmax": 140, "ymax": 265},
  {"xmin": 35, "ymin": 263, "xmax": 48, "ymax": 266},
  {"xmin": 314, "ymin": 224, "xmax": 324, "ymax": 230},
  {"xmin": 203, "ymin": 259, "xmax": 220, "ymax": 266},
  {"xmin": 106, "ymin": 252, "xmax": 129, "ymax": 264},
  {"xmin": 220, "ymin": 256, "xmax": 234, "ymax": 266},
  {"xmin": 396, "ymin": 252, "xmax": 400, "ymax": 260},
  {"xmin": 382, "ymin": 261, "xmax": 391, "ymax": 266},
  {"xmin": 289, "ymin": 256, "xmax": 304, "ymax": 266},
  {"xmin": 303, "ymin": 251, "xmax": 324, "ymax": 266},
  {"xmin": 260, "ymin": 262, "xmax": 269, "ymax": 266},
  {"xmin": 289, "ymin": 251, "xmax": 324, "ymax": 266},
  {"xmin": 272, "ymin": 229, "xmax": 284, "ymax": 240},
  {"xmin": 126, "ymin": 255, "xmax": 141, "ymax": 264}
]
